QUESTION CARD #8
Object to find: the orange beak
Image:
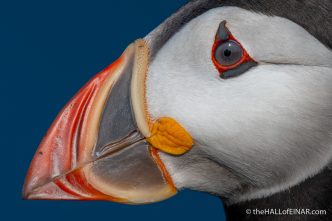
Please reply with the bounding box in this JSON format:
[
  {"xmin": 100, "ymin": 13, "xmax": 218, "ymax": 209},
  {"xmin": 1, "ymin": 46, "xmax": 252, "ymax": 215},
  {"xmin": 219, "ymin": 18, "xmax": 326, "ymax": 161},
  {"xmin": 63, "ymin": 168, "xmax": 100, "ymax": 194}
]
[{"xmin": 22, "ymin": 40, "xmax": 177, "ymax": 204}]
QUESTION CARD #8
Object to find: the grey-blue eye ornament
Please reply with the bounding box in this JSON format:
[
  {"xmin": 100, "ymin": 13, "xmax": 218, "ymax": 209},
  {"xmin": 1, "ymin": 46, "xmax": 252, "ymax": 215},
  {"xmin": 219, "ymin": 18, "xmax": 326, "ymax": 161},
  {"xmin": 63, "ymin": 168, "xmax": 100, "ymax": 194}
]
[{"xmin": 212, "ymin": 20, "xmax": 257, "ymax": 79}]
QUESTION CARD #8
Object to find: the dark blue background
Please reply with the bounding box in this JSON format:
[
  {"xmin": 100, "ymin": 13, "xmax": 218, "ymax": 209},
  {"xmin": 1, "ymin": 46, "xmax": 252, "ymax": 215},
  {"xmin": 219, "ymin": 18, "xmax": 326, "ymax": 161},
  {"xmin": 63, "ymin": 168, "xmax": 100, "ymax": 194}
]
[{"xmin": 1, "ymin": 1, "xmax": 226, "ymax": 220}]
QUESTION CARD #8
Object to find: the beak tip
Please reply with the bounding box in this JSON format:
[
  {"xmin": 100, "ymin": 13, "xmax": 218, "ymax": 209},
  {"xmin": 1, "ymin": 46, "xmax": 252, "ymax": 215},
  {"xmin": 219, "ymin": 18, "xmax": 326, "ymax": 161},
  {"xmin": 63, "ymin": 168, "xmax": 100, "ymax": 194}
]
[
  {"xmin": 22, "ymin": 187, "xmax": 38, "ymax": 201},
  {"xmin": 21, "ymin": 177, "xmax": 78, "ymax": 201},
  {"xmin": 21, "ymin": 192, "xmax": 29, "ymax": 200},
  {"xmin": 22, "ymin": 192, "xmax": 35, "ymax": 201},
  {"xmin": 22, "ymin": 181, "xmax": 31, "ymax": 200}
]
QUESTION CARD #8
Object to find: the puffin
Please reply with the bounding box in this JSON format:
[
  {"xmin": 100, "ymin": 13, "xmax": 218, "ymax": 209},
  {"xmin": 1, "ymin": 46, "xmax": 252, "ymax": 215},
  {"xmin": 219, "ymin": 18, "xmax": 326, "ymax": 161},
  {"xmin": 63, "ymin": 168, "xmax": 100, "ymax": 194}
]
[{"xmin": 23, "ymin": 0, "xmax": 332, "ymax": 221}]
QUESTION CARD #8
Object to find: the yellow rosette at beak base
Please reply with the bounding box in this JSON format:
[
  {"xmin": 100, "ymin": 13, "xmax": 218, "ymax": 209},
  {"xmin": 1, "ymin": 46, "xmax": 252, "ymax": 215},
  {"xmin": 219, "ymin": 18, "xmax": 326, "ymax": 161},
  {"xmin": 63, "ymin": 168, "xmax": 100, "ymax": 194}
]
[{"xmin": 147, "ymin": 117, "xmax": 194, "ymax": 155}]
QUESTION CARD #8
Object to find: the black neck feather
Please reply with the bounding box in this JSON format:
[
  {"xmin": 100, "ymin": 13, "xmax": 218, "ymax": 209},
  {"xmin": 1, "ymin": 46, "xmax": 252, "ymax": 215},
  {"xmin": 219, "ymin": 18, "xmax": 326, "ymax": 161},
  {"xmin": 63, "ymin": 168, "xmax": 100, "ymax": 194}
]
[{"xmin": 224, "ymin": 167, "xmax": 332, "ymax": 221}]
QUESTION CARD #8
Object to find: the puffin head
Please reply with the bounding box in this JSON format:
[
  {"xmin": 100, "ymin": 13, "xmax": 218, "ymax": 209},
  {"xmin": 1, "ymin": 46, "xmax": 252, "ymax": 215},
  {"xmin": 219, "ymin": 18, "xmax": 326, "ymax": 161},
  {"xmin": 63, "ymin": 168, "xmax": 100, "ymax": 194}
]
[{"xmin": 23, "ymin": 0, "xmax": 332, "ymax": 206}]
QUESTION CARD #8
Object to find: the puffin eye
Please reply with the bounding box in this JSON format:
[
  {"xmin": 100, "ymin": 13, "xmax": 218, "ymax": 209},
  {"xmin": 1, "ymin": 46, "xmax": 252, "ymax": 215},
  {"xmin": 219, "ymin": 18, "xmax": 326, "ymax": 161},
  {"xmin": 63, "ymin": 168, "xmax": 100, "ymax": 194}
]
[
  {"xmin": 212, "ymin": 21, "xmax": 257, "ymax": 79},
  {"xmin": 214, "ymin": 40, "xmax": 243, "ymax": 66}
]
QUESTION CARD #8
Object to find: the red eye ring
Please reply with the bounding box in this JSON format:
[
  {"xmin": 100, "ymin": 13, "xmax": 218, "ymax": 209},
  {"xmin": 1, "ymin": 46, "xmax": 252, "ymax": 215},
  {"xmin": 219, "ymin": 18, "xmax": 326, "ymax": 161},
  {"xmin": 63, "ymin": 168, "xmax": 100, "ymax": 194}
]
[{"xmin": 212, "ymin": 21, "xmax": 256, "ymax": 78}]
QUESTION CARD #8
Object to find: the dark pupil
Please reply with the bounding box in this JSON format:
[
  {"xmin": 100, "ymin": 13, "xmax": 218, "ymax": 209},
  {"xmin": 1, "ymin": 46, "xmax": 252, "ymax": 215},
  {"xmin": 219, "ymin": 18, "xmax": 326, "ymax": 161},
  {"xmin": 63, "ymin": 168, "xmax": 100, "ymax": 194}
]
[{"xmin": 224, "ymin": 49, "xmax": 232, "ymax": 57}]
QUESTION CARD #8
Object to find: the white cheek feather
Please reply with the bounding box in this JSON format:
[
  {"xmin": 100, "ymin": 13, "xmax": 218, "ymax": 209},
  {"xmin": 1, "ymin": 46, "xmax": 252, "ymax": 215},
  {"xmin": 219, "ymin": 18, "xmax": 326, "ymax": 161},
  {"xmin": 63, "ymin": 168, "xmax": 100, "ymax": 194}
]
[{"xmin": 145, "ymin": 7, "xmax": 332, "ymax": 203}]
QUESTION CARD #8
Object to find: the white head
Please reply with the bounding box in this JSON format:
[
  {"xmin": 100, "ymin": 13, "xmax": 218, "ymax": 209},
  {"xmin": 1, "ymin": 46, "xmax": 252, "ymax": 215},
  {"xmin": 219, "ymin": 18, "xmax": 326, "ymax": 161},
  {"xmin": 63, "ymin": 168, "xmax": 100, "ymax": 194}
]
[{"xmin": 145, "ymin": 6, "xmax": 332, "ymax": 204}]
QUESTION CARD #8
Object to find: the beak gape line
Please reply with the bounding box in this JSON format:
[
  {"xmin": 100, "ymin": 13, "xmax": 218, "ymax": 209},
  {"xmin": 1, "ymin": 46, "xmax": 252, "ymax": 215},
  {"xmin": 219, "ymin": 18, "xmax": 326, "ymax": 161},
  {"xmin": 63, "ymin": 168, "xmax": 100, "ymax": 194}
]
[{"xmin": 23, "ymin": 39, "xmax": 193, "ymax": 204}]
